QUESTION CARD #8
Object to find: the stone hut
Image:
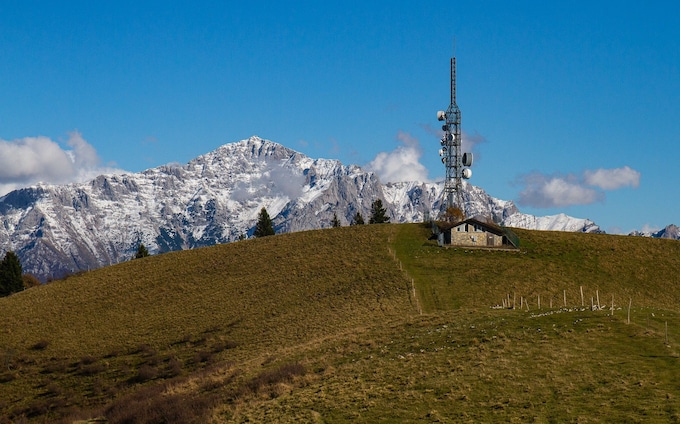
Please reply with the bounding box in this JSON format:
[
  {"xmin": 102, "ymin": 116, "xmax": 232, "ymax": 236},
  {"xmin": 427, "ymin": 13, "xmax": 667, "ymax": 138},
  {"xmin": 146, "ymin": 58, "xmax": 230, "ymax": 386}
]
[{"xmin": 437, "ymin": 218, "xmax": 519, "ymax": 249}]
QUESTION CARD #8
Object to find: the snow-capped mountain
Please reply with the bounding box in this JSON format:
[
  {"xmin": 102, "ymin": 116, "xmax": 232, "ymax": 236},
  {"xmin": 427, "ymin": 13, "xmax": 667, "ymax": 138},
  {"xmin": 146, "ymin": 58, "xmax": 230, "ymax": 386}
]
[
  {"xmin": 630, "ymin": 224, "xmax": 680, "ymax": 239},
  {"xmin": 0, "ymin": 136, "xmax": 601, "ymax": 280},
  {"xmin": 654, "ymin": 225, "xmax": 680, "ymax": 239}
]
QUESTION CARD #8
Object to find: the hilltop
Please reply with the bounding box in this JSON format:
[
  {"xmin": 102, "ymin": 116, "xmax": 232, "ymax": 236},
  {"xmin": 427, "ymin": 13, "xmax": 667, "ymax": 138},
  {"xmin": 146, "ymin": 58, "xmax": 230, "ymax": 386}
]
[{"xmin": 1, "ymin": 224, "xmax": 679, "ymax": 422}]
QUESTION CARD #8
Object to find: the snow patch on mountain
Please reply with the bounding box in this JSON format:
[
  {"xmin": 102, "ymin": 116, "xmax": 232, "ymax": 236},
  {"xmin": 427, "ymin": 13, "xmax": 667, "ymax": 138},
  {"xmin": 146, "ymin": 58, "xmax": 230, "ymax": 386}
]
[{"xmin": 503, "ymin": 212, "xmax": 601, "ymax": 233}]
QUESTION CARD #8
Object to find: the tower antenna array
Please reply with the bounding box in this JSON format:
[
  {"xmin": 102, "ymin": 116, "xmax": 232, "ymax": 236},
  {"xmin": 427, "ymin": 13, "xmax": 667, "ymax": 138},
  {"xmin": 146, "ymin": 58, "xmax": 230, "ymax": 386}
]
[{"xmin": 437, "ymin": 57, "xmax": 473, "ymax": 215}]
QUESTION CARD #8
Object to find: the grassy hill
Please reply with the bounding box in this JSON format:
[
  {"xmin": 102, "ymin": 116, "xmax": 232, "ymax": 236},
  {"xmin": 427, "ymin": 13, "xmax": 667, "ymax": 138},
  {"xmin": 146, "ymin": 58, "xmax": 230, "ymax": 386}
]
[{"xmin": 1, "ymin": 223, "xmax": 679, "ymax": 422}]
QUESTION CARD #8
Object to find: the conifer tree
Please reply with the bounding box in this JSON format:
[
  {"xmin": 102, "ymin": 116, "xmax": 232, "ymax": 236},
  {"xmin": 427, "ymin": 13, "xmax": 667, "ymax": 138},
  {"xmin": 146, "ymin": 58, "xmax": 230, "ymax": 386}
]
[
  {"xmin": 0, "ymin": 251, "xmax": 23, "ymax": 297},
  {"xmin": 135, "ymin": 243, "xmax": 150, "ymax": 259},
  {"xmin": 368, "ymin": 199, "xmax": 390, "ymax": 224},
  {"xmin": 254, "ymin": 207, "xmax": 275, "ymax": 237},
  {"xmin": 351, "ymin": 211, "xmax": 365, "ymax": 225},
  {"xmin": 331, "ymin": 212, "xmax": 341, "ymax": 228}
]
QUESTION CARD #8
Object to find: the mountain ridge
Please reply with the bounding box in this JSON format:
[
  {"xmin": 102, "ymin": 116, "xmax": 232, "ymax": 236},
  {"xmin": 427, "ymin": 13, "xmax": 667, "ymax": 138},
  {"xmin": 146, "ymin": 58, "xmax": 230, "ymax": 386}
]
[{"xmin": 0, "ymin": 135, "xmax": 669, "ymax": 280}]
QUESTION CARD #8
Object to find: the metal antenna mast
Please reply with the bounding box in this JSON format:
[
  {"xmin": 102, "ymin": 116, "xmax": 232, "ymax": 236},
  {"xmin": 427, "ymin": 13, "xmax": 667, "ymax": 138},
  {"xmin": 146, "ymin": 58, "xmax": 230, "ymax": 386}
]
[{"xmin": 437, "ymin": 57, "xmax": 472, "ymax": 216}]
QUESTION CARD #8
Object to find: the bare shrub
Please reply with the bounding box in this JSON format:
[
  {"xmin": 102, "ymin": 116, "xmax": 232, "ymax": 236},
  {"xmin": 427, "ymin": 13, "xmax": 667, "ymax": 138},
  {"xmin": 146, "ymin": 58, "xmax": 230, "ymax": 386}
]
[
  {"xmin": 30, "ymin": 339, "xmax": 49, "ymax": 351},
  {"xmin": 80, "ymin": 362, "xmax": 106, "ymax": 376},
  {"xmin": 141, "ymin": 353, "xmax": 162, "ymax": 367},
  {"xmin": 78, "ymin": 356, "xmax": 105, "ymax": 376},
  {"xmin": 41, "ymin": 360, "xmax": 68, "ymax": 374},
  {"xmin": 80, "ymin": 355, "xmax": 97, "ymax": 365},
  {"xmin": 135, "ymin": 343, "xmax": 156, "ymax": 356},
  {"xmin": 245, "ymin": 362, "xmax": 306, "ymax": 395},
  {"xmin": 21, "ymin": 397, "xmax": 66, "ymax": 418},
  {"xmin": 167, "ymin": 357, "xmax": 183, "ymax": 377},
  {"xmin": 211, "ymin": 339, "xmax": 238, "ymax": 353},
  {"xmin": 45, "ymin": 383, "xmax": 64, "ymax": 397},
  {"xmin": 22, "ymin": 274, "xmax": 41, "ymax": 289},
  {"xmin": 193, "ymin": 350, "xmax": 213, "ymax": 364},
  {"xmin": 91, "ymin": 378, "xmax": 104, "ymax": 396},
  {"xmin": 104, "ymin": 384, "xmax": 215, "ymax": 424},
  {"xmin": 133, "ymin": 365, "xmax": 158, "ymax": 383},
  {"xmin": 104, "ymin": 348, "xmax": 123, "ymax": 358}
]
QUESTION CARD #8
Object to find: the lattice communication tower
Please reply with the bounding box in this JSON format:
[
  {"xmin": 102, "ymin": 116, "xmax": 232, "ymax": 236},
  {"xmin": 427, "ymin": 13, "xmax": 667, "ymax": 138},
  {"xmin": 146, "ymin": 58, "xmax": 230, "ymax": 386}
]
[{"xmin": 437, "ymin": 57, "xmax": 473, "ymax": 214}]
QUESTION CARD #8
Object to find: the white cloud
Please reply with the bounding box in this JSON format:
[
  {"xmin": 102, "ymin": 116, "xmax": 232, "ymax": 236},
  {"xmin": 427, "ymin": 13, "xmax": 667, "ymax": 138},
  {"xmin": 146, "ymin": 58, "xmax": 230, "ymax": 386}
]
[
  {"xmin": 461, "ymin": 131, "xmax": 487, "ymax": 156},
  {"xmin": 640, "ymin": 223, "xmax": 661, "ymax": 234},
  {"xmin": 583, "ymin": 166, "xmax": 640, "ymax": 190},
  {"xmin": 365, "ymin": 131, "xmax": 430, "ymax": 183},
  {"xmin": 0, "ymin": 132, "xmax": 124, "ymax": 196},
  {"xmin": 269, "ymin": 165, "xmax": 304, "ymax": 199},
  {"xmin": 66, "ymin": 130, "xmax": 101, "ymax": 169},
  {"xmin": 518, "ymin": 173, "xmax": 602, "ymax": 208},
  {"xmin": 230, "ymin": 163, "xmax": 304, "ymax": 203},
  {"xmin": 0, "ymin": 137, "xmax": 73, "ymax": 181},
  {"xmin": 517, "ymin": 166, "xmax": 641, "ymax": 208}
]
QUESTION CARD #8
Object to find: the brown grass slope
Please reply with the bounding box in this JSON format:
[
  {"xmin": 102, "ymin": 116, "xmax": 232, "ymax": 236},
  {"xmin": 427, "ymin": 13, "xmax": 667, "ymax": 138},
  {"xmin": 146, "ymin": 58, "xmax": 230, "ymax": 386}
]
[
  {"xmin": 1, "ymin": 223, "xmax": 680, "ymax": 422},
  {"xmin": 0, "ymin": 225, "xmax": 413, "ymax": 421}
]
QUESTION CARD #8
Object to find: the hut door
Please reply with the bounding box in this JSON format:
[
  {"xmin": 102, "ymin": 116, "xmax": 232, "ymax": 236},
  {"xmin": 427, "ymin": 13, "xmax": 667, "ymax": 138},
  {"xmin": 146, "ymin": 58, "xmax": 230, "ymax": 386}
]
[{"xmin": 487, "ymin": 234, "xmax": 495, "ymax": 246}]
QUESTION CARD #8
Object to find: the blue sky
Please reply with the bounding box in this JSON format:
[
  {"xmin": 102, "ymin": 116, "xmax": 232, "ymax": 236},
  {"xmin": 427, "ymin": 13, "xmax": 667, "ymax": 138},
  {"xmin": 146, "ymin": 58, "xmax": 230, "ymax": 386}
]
[{"xmin": 1, "ymin": 1, "xmax": 678, "ymax": 233}]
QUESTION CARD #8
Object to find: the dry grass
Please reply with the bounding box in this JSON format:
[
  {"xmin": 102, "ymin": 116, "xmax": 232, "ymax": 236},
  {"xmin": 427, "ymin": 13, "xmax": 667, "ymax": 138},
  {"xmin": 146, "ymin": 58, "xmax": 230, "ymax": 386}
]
[
  {"xmin": 0, "ymin": 225, "xmax": 412, "ymax": 421},
  {"xmin": 235, "ymin": 309, "xmax": 680, "ymax": 422},
  {"xmin": 1, "ymin": 223, "xmax": 679, "ymax": 422}
]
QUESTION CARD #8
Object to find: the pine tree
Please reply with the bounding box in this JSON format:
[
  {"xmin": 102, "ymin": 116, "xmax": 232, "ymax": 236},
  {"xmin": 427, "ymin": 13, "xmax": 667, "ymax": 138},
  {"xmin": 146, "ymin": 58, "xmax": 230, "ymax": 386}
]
[
  {"xmin": 368, "ymin": 199, "xmax": 390, "ymax": 224},
  {"xmin": 351, "ymin": 211, "xmax": 365, "ymax": 225},
  {"xmin": 331, "ymin": 212, "xmax": 341, "ymax": 228},
  {"xmin": 254, "ymin": 207, "xmax": 275, "ymax": 237},
  {"xmin": 0, "ymin": 251, "xmax": 23, "ymax": 297},
  {"xmin": 135, "ymin": 243, "xmax": 150, "ymax": 259}
]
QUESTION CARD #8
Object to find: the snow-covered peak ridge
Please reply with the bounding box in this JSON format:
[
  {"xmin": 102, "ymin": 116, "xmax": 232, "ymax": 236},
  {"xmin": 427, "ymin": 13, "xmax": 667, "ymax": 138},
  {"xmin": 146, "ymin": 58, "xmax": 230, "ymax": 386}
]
[
  {"xmin": 189, "ymin": 136, "xmax": 292, "ymax": 167},
  {"xmin": 187, "ymin": 136, "xmax": 348, "ymax": 177},
  {"xmin": 219, "ymin": 136, "xmax": 291, "ymax": 159},
  {"xmin": 630, "ymin": 224, "xmax": 680, "ymax": 239},
  {"xmin": 655, "ymin": 224, "xmax": 680, "ymax": 239},
  {"xmin": 503, "ymin": 212, "xmax": 600, "ymax": 233}
]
